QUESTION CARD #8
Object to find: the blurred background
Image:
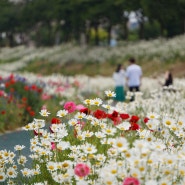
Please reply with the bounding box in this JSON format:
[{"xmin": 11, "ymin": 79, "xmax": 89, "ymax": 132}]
[
  {"xmin": 0, "ymin": 0, "xmax": 185, "ymax": 77},
  {"xmin": 1, "ymin": 0, "xmax": 185, "ymax": 47}
]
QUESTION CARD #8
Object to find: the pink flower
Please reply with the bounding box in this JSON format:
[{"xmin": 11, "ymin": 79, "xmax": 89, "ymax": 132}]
[
  {"xmin": 77, "ymin": 120, "xmax": 86, "ymax": 129},
  {"xmin": 64, "ymin": 101, "xmax": 76, "ymax": 113},
  {"xmin": 75, "ymin": 104, "xmax": 86, "ymax": 111},
  {"xmin": 123, "ymin": 177, "xmax": 140, "ymax": 185},
  {"xmin": 41, "ymin": 93, "xmax": 51, "ymax": 100},
  {"xmin": 51, "ymin": 142, "xmax": 56, "ymax": 150},
  {"xmin": 74, "ymin": 163, "xmax": 90, "ymax": 177},
  {"xmin": 0, "ymin": 90, "xmax": 5, "ymax": 97},
  {"xmin": 56, "ymin": 86, "xmax": 65, "ymax": 92}
]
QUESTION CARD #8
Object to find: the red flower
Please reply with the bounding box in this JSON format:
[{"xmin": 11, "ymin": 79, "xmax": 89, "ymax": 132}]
[
  {"xmin": 29, "ymin": 111, "xmax": 35, "ymax": 116},
  {"xmin": 129, "ymin": 123, "xmax": 140, "ymax": 130},
  {"xmin": 24, "ymin": 85, "xmax": 29, "ymax": 91},
  {"xmin": 34, "ymin": 130, "xmax": 42, "ymax": 136},
  {"xmin": 37, "ymin": 88, "xmax": 43, "ymax": 93},
  {"xmin": 113, "ymin": 116, "xmax": 122, "ymax": 126},
  {"xmin": 22, "ymin": 97, "xmax": 27, "ymax": 102},
  {"xmin": 31, "ymin": 84, "xmax": 37, "ymax": 91},
  {"xmin": 80, "ymin": 108, "xmax": 90, "ymax": 115},
  {"xmin": 130, "ymin": 115, "xmax": 140, "ymax": 123},
  {"xmin": 1, "ymin": 110, "xmax": 6, "ymax": 115},
  {"xmin": 74, "ymin": 163, "xmax": 90, "ymax": 177},
  {"xmin": 10, "ymin": 88, "xmax": 14, "ymax": 93},
  {"xmin": 107, "ymin": 110, "xmax": 119, "ymax": 121},
  {"xmin": 0, "ymin": 90, "xmax": 5, "ymax": 97},
  {"xmin": 51, "ymin": 117, "xmax": 61, "ymax": 124},
  {"xmin": 123, "ymin": 177, "xmax": 140, "ymax": 185},
  {"xmin": 5, "ymin": 82, "xmax": 10, "ymax": 88},
  {"xmin": 93, "ymin": 109, "xmax": 107, "ymax": 119},
  {"xmin": 144, "ymin": 117, "xmax": 149, "ymax": 123},
  {"xmin": 64, "ymin": 101, "xmax": 76, "ymax": 113},
  {"xmin": 120, "ymin": 113, "xmax": 130, "ymax": 120},
  {"xmin": 26, "ymin": 106, "xmax": 32, "ymax": 111}
]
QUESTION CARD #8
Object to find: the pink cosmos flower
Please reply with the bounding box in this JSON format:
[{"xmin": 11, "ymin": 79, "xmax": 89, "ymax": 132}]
[
  {"xmin": 41, "ymin": 93, "xmax": 51, "ymax": 100},
  {"xmin": 75, "ymin": 104, "xmax": 86, "ymax": 111},
  {"xmin": 51, "ymin": 142, "xmax": 56, "ymax": 150},
  {"xmin": 74, "ymin": 163, "xmax": 90, "ymax": 177},
  {"xmin": 56, "ymin": 86, "xmax": 65, "ymax": 92},
  {"xmin": 123, "ymin": 177, "xmax": 140, "ymax": 185},
  {"xmin": 64, "ymin": 101, "xmax": 76, "ymax": 113},
  {"xmin": 0, "ymin": 90, "xmax": 5, "ymax": 97}
]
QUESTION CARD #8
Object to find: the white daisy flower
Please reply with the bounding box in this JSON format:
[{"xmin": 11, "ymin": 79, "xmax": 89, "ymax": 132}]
[
  {"xmin": 56, "ymin": 110, "xmax": 68, "ymax": 117},
  {"xmin": 57, "ymin": 141, "xmax": 71, "ymax": 151},
  {"xmin": 17, "ymin": 155, "xmax": 27, "ymax": 165},
  {"xmin": 39, "ymin": 109, "xmax": 50, "ymax": 117},
  {"xmin": 75, "ymin": 112, "xmax": 86, "ymax": 119},
  {"xmin": 6, "ymin": 167, "xmax": 17, "ymax": 178},
  {"xmin": 0, "ymin": 172, "xmax": 6, "ymax": 182},
  {"xmin": 68, "ymin": 119, "xmax": 78, "ymax": 126},
  {"xmin": 147, "ymin": 112, "xmax": 160, "ymax": 119},
  {"xmin": 47, "ymin": 161, "xmax": 57, "ymax": 172},
  {"xmin": 21, "ymin": 168, "xmax": 32, "ymax": 177},
  {"xmin": 92, "ymin": 98, "xmax": 103, "ymax": 106},
  {"xmin": 105, "ymin": 90, "xmax": 116, "ymax": 97},
  {"xmin": 83, "ymin": 99, "xmax": 93, "ymax": 105},
  {"xmin": 33, "ymin": 119, "xmax": 45, "ymax": 128},
  {"xmin": 116, "ymin": 121, "xmax": 131, "ymax": 131},
  {"xmin": 14, "ymin": 145, "xmax": 25, "ymax": 151},
  {"xmin": 94, "ymin": 131, "xmax": 106, "ymax": 139},
  {"xmin": 82, "ymin": 143, "xmax": 97, "ymax": 154}
]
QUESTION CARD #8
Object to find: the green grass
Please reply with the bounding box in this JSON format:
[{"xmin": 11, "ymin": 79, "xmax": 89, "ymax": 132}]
[
  {"xmin": 19, "ymin": 58, "xmax": 185, "ymax": 78},
  {"xmin": 0, "ymin": 57, "xmax": 21, "ymax": 64}
]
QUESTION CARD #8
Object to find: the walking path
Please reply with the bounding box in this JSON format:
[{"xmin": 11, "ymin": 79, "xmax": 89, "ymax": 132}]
[{"xmin": 0, "ymin": 129, "xmax": 31, "ymax": 160}]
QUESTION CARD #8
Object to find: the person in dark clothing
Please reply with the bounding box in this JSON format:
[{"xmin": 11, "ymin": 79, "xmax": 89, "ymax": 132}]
[{"xmin": 164, "ymin": 70, "xmax": 173, "ymax": 86}]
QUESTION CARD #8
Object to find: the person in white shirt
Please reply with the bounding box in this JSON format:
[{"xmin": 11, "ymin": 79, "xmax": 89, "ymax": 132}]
[
  {"xmin": 126, "ymin": 57, "xmax": 142, "ymax": 92},
  {"xmin": 113, "ymin": 64, "xmax": 126, "ymax": 102}
]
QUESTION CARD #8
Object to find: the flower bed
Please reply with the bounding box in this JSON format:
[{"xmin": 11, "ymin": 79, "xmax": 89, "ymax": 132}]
[{"xmin": 0, "ymin": 84, "xmax": 185, "ymax": 184}]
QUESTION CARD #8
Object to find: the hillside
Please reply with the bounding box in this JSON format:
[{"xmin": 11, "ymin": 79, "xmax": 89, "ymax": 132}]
[{"xmin": 0, "ymin": 35, "xmax": 185, "ymax": 78}]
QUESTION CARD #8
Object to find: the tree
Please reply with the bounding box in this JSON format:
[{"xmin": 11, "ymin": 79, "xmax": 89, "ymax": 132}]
[
  {"xmin": 0, "ymin": 0, "xmax": 20, "ymax": 46},
  {"xmin": 141, "ymin": 0, "xmax": 185, "ymax": 37}
]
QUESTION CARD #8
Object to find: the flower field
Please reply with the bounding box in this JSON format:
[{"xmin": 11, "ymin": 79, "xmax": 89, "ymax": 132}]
[
  {"xmin": 0, "ymin": 36, "xmax": 185, "ymax": 184},
  {"xmin": 0, "ymin": 76, "xmax": 185, "ymax": 184}
]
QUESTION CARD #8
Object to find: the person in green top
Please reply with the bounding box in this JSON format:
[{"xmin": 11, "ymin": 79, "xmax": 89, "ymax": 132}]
[{"xmin": 113, "ymin": 64, "xmax": 126, "ymax": 102}]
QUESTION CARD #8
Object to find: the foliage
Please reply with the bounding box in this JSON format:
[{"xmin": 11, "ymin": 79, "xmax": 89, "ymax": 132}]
[{"xmin": 1, "ymin": 0, "xmax": 185, "ymax": 46}]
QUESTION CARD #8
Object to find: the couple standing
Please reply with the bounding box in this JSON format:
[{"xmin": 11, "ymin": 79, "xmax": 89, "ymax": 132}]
[{"xmin": 113, "ymin": 57, "xmax": 142, "ymax": 102}]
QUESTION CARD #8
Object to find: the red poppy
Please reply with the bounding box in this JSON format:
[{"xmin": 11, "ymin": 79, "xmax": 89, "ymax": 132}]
[
  {"xmin": 129, "ymin": 123, "xmax": 140, "ymax": 130},
  {"xmin": 107, "ymin": 110, "xmax": 119, "ymax": 121},
  {"xmin": 80, "ymin": 107, "xmax": 90, "ymax": 115},
  {"xmin": 34, "ymin": 130, "xmax": 42, "ymax": 136},
  {"xmin": 10, "ymin": 88, "xmax": 14, "ymax": 93},
  {"xmin": 130, "ymin": 115, "xmax": 140, "ymax": 123},
  {"xmin": 1, "ymin": 110, "xmax": 6, "ymax": 115},
  {"xmin": 29, "ymin": 111, "xmax": 35, "ymax": 116},
  {"xmin": 113, "ymin": 116, "xmax": 122, "ymax": 126},
  {"xmin": 31, "ymin": 84, "xmax": 37, "ymax": 91},
  {"xmin": 24, "ymin": 85, "xmax": 29, "ymax": 91},
  {"xmin": 93, "ymin": 109, "xmax": 107, "ymax": 119},
  {"xmin": 51, "ymin": 117, "xmax": 61, "ymax": 124},
  {"xmin": 10, "ymin": 79, "xmax": 15, "ymax": 85},
  {"xmin": 22, "ymin": 97, "xmax": 27, "ymax": 102},
  {"xmin": 37, "ymin": 88, "xmax": 43, "ymax": 93},
  {"xmin": 144, "ymin": 117, "xmax": 149, "ymax": 123},
  {"xmin": 26, "ymin": 106, "xmax": 32, "ymax": 111},
  {"xmin": 120, "ymin": 113, "xmax": 130, "ymax": 120}
]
